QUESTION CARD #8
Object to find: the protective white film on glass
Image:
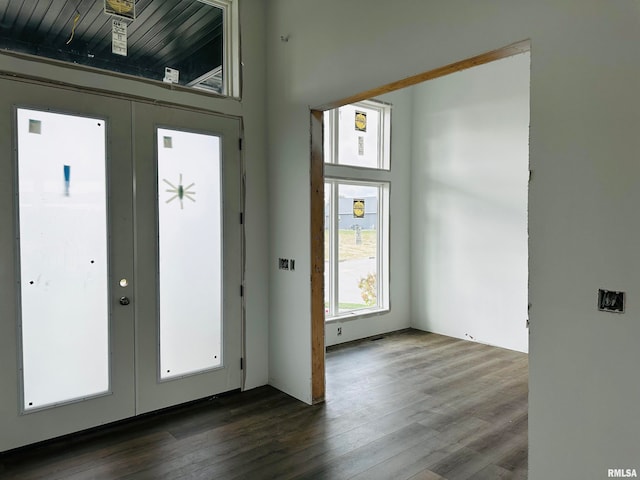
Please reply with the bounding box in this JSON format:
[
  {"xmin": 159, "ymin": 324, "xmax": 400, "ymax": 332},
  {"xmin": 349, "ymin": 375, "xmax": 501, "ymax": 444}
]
[
  {"xmin": 157, "ymin": 128, "xmax": 222, "ymax": 379},
  {"xmin": 337, "ymin": 184, "xmax": 379, "ymax": 313},
  {"xmin": 17, "ymin": 108, "xmax": 109, "ymax": 411}
]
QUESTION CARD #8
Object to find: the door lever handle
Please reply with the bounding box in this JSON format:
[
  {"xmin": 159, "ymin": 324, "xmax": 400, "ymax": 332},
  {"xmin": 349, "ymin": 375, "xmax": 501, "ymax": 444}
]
[{"xmin": 119, "ymin": 296, "xmax": 130, "ymax": 306}]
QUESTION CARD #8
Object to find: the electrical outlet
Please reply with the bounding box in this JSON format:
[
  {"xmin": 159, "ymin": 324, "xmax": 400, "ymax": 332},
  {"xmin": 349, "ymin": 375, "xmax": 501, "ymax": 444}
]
[
  {"xmin": 337, "ymin": 327, "xmax": 342, "ymax": 336},
  {"xmin": 278, "ymin": 258, "xmax": 289, "ymax": 270},
  {"xmin": 290, "ymin": 259, "xmax": 295, "ymax": 271},
  {"xmin": 598, "ymin": 289, "xmax": 625, "ymax": 313}
]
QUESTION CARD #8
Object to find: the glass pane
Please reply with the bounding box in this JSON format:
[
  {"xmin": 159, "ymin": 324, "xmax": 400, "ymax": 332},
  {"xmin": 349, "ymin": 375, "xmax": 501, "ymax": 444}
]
[
  {"xmin": 323, "ymin": 111, "xmax": 332, "ymax": 163},
  {"xmin": 337, "ymin": 104, "xmax": 381, "ymax": 168},
  {"xmin": 158, "ymin": 128, "xmax": 222, "ymax": 379},
  {"xmin": 17, "ymin": 109, "xmax": 109, "ymax": 410},
  {"xmin": 0, "ymin": 3, "xmax": 224, "ymax": 94},
  {"xmin": 324, "ymin": 183, "xmax": 332, "ymax": 316},
  {"xmin": 337, "ymin": 184, "xmax": 379, "ymax": 313}
]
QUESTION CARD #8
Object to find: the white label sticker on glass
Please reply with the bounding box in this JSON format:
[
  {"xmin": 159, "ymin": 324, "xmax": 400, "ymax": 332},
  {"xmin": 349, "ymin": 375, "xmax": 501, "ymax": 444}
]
[
  {"xmin": 112, "ymin": 19, "xmax": 127, "ymax": 56},
  {"xmin": 163, "ymin": 67, "xmax": 179, "ymax": 84}
]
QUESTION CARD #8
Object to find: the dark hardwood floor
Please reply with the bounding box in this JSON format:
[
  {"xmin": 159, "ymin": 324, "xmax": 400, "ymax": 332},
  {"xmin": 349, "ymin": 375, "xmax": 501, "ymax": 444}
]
[{"xmin": 0, "ymin": 329, "xmax": 528, "ymax": 479}]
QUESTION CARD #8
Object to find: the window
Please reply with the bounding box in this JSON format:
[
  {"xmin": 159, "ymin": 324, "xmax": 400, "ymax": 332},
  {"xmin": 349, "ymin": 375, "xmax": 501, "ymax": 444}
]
[
  {"xmin": 324, "ymin": 100, "xmax": 391, "ymax": 169},
  {"xmin": 324, "ymin": 181, "xmax": 389, "ymax": 318},
  {"xmin": 324, "ymin": 99, "xmax": 391, "ymax": 320},
  {"xmin": 0, "ymin": 0, "xmax": 240, "ymax": 97}
]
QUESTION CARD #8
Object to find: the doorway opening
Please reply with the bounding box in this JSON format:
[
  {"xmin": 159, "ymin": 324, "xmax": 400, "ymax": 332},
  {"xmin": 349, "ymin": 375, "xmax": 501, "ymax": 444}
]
[{"xmin": 311, "ymin": 40, "xmax": 530, "ymax": 404}]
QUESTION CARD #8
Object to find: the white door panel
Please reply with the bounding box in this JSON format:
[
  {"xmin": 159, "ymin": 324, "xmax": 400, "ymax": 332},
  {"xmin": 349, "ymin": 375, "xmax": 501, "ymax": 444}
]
[
  {"xmin": 0, "ymin": 78, "xmax": 243, "ymax": 451},
  {"xmin": 133, "ymin": 103, "xmax": 243, "ymax": 414},
  {"xmin": 0, "ymin": 78, "xmax": 135, "ymax": 451}
]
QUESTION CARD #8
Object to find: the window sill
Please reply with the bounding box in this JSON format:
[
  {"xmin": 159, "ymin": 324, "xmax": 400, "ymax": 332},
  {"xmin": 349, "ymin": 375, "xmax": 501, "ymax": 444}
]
[{"xmin": 325, "ymin": 307, "xmax": 390, "ymax": 323}]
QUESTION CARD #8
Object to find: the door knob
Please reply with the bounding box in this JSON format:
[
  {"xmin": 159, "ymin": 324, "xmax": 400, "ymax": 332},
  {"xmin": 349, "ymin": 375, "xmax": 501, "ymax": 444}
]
[{"xmin": 119, "ymin": 296, "xmax": 130, "ymax": 306}]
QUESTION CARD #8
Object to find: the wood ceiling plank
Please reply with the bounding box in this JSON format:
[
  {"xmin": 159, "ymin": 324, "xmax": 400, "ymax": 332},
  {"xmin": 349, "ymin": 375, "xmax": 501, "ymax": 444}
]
[
  {"xmin": 123, "ymin": 0, "xmax": 163, "ymax": 37},
  {"xmin": 155, "ymin": 22, "xmax": 222, "ymax": 72},
  {"xmin": 0, "ymin": 1, "xmax": 10, "ymax": 26},
  {"xmin": 122, "ymin": 1, "xmax": 205, "ymax": 62},
  {"xmin": 0, "ymin": 0, "xmax": 27, "ymax": 33},
  {"xmin": 83, "ymin": 0, "xmax": 159, "ymax": 55},
  {"xmin": 11, "ymin": 0, "xmax": 53, "ymax": 39},
  {"xmin": 63, "ymin": 0, "xmax": 107, "ymax": 43},
  {"xmin": 6, "ymin": 0, "xmax": 33, "ymax": 37},
  {"xmin": 89, "ymin": 0, "xmax": 186, "ymax": 59},
  {"xmin": 149, "ymin": 10, "xmax": 222, "ymax": 69},
  {"xmin": 34, "ymin": 0, "xmax": 77, "ymax": 47}
]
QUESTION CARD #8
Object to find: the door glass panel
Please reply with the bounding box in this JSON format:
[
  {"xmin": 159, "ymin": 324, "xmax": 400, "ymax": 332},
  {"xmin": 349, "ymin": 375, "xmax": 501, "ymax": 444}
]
[
  {"xmin": 337, "ymin": 184, "xmax": 379, "ymax": 313},
  {"xmin": 157, "ymin": 128, "xmax": 222, "ymax": 380},
  {"xmin": 17, "ymin": 108, "xmax": 109, "ymax": 411}
]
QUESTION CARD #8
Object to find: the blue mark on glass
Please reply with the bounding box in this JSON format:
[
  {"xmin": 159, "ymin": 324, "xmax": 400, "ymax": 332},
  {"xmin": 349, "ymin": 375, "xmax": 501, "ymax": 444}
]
[{"xmin": 63, "ymin": 165, "xmax": 70, "ymax": 196}]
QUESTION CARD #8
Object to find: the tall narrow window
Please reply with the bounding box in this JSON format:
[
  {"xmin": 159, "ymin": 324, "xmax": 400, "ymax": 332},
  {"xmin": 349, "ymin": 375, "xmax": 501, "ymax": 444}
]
[
  {"xmin": 324, "ymin": 99, "xmax": 392, "ymax": 320},
  {"xmin": 324, "ymin": 181, "xmax": 389, "ymax": 318}
]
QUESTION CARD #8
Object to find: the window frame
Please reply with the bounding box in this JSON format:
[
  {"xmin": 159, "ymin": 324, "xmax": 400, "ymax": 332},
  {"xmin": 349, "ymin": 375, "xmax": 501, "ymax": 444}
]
[
  {"xmin": 0, "ymin": 0, "xmax": 241, "ymax": 99},
  {"xmin": 324, "ymin": 99, "xmax": 392, "ymax": 170},
  {"xmin": 323, "ymin": 98, "xmax": 392, "ymax": 322},
  {"xmin": 324, "ymin": 178, "xmax": 390, "ymax": 321},
  {"xmin": 197, "ymin": 0, "xmax": 241, "ymax": 98}
]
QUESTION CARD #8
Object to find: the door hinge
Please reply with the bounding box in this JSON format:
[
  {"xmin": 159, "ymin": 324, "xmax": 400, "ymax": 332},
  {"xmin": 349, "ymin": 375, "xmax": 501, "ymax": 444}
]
[
  {"xmin": 240, "ymin": 285, "xmax": 244, "ymax": 297},
  {"xmin": 239, "ymin": 138, "xmax": 243, "ymax": 150},
  {"xmin": 240, "ymin": 212, "xmax": 244, "ymax": 225},
  {"xmin": 240, "ymin": 357, "xmax": 244, "ymax": 370}
]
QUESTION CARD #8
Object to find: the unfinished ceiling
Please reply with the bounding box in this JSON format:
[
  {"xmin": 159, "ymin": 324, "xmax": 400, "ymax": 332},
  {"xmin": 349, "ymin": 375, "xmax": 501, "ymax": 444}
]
[{"xmin": 0, "ymin": 0, "xmax": 223, "ymax": 91}]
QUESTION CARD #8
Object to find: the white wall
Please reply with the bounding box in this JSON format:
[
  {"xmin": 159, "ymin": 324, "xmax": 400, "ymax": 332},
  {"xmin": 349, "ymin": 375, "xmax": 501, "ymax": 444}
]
[
  {"xmin": 325, "ymin": 89, "xmax": 412, "ymax": 347},
  {"xmin": 410, "ymin": 53, "xmax": 530, "ymax": 353},
  {"xmin": 0, "ymin": 0, "xmax": 269, "ymax": 390},
  {"xmin": 266, "ymin": 0, "xmax": 640, "ymax": 477}
]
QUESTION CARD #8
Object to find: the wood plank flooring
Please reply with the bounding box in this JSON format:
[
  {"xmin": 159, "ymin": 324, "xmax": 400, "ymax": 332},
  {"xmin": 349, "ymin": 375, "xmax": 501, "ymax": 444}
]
[{"xmin": 0, "ymin": 329, "xmax": 528, "ymax": 479}]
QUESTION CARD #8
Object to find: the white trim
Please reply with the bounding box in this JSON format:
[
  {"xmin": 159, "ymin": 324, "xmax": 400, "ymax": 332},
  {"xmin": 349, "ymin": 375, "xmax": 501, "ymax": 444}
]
[
  {"xmin": 324, "ymin": 179, "xmax": 390, "ymax": 321},
  {"xmin": 325, "ymin": 99, "xmax": 391, "ymax": 170},
  {"xmin": 323, "ymin": 98, "xmax": 393, "ymax": 322},
  {"xmin": 330, "ymin": 182, "xmax": 338, "ymax": 317},
  {"xmin": 197, "ymin": 0, "xmax": 241, "ymax": 98}
]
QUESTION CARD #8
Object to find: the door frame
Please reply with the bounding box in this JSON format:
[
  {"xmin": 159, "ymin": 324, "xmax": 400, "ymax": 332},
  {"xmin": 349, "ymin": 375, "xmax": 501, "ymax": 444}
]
[
  {"xmin": 309, "ymin": 39, "xmax": 531, "ymax": 404},
  {"xmin": 133, "ymin": 102, "xmax": 245, "ymax": 414},
  {"xmin": 0, "ymin": 74, "xmax": 246, "ymax": 452}
]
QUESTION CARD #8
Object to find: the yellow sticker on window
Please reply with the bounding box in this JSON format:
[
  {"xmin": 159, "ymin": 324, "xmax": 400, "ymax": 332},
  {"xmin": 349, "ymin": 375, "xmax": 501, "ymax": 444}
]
[
  {"xmin": 355, "ymin": 111, "xmax": 367, "ymax": 132},
  {"xmin": 353, "ymin": 199, "xmax": 365, "ymax": 218},
  {"xmin": 105, "ymin": 0, "xmax": 135, "ymax": 20}
]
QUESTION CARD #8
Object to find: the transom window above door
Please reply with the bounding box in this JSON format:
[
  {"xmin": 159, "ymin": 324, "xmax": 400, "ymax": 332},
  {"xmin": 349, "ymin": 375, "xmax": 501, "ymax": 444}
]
[{"xmin": 0, "ymin": 0, "xmax": 240, "ymax": 97}]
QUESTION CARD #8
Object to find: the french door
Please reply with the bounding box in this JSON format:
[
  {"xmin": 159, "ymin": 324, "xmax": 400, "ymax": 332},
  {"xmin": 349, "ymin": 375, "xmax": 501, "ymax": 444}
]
[{"xmin": 0, "ymin": 77, "xmax": 243, "ymax": 451}]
